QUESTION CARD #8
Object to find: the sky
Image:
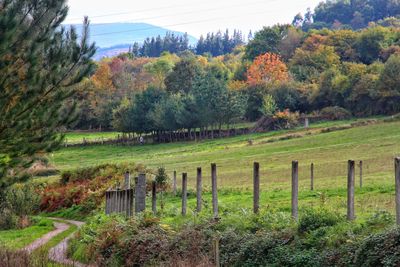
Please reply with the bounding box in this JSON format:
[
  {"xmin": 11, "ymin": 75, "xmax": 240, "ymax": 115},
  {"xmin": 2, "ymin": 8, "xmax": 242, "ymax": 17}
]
[{"xmin": 65, "ymin": 0, "xmax": 322, "ymax": 38}]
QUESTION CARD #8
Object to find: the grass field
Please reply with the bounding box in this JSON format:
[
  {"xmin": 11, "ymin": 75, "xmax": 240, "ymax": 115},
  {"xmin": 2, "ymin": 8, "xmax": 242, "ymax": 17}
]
[
  {"xmin": 0, "ymin": 218, "xmax": 54, "ymax": 250},
  {"xmin": 50, "ymin": 118, "xmax": 400, "ymax": 220}
]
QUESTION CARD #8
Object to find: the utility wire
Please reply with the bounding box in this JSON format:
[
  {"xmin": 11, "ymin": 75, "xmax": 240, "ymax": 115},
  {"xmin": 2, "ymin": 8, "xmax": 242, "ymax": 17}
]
[
  {"xmin": 91, "ymin": 9, "xmax": 279, "ymax": 37},
  {"xmin": 71, "ymin": 0, "xmax": 275, "ymax": 28},
  {"xmin": 67, "ymin": 0, "xmax": 279, "ymax": 22}
]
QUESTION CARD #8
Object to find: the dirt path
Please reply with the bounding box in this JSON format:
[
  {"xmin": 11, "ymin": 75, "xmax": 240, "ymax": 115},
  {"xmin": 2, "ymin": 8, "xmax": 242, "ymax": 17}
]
[
  {"xmin": 24, "ymin": 221, "xmax": 69, "ymax": 253},
  {"xmin": 23, "ymin": 218, "xmax": 93, "ymax": 267},
  {"xmin": 47, "ymin": 218, "xmax": 93, "ymax": 267}
]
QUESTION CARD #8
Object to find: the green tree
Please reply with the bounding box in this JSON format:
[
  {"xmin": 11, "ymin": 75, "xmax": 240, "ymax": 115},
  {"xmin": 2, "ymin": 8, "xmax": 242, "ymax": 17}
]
[
  {"xmin": 244, "ymin": 25, "xmax": 289, "ymax": 60},
  {"xmin": 144, "ymin": 55, "xmax": 175, "ymax": 89},
  {"xmin": 165, "ymin": 54, "xmax": 203, "ymax": 94},
  {"xmin": 356, "ymin": 26, "xmax": 393, "ymax": 64},
  {"xmin": 377, "ymin": 54, "xmax": 400, "ymax": 113},
  {"xmin": 0, "ymin": 0, "xmax": 95, "ymax": 189}
]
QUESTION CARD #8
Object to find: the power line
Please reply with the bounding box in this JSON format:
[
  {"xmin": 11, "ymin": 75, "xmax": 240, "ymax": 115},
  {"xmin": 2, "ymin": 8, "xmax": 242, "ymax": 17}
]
[
  {"xmin": 75, "ymin": 0, "xmax": 272, "ymax": 28},
  {"xmin": 67, "ymin": 3, "xmax": 196, "ymax": 21},
  {"xmin": 91, "ymin": 9, "xmax": 280, "ymax": 37},
  {"xmin": 66, "ymin": 0, "xmax": 282, "ymax": 23}
]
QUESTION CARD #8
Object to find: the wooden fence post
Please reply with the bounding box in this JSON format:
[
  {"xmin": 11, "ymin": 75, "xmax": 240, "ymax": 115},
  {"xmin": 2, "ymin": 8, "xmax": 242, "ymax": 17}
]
[
  {"xmin": 135, "ymin": 173, "xmax": 146, "ymax": 214},
  {"xmin": 124, "ymin": 171, "xmax": 131, "ymax": 189},
  {"xmin": 152, "ymin": 181, "xmax": 157, "ymax": 215},
  {"xmin": 127, "ymin": 188, "xmax": 134, "ymax": 217},
  {"xmin": 311, "ymin": 163, "xmax": 314, "ymax": 191},
  {"xmin": 118, "ymin": 189, "xmax": 123, "ymax": 213},
  {"xmin": 359, "ymin": 160, "xmax": 363, "ymax": 189},
  {"xmin": 395, "ymin": 157, "xmax": 400, "ymax": 225},
  {"xmin": 173, "ymin": 171, "xmax": 177, "ymax": 196},
  {"xmin": 211, "ymin": 163, "xmax": 219, "ymax": 218},
  {"xmin": 115, "ymin": 189, "xmax": 119, "ymax": 213},
  {"xmin": 214, "ymin": 237, "xmax": 220, "ymax": 267},
  {"xmin": 292, "ymin": 161, "xmax": 299, "ymax": 220},
  {"xmin": 105, "ymin": 191, "xmax": 109, "ymax": 215},
  {"xmin": 182, "ymin": 173, "xmax": 188, "ymax": 216},
  {"xmin": 196, "ymin": 167, "xmax": 202, "ymax": 212},
  {"xmin": 347, "ymin": 160, "xmax": 355, "ymax": 221},
  {"xmin": 253, "ymin": 162, "xmax": 260, "ymax": 214}
]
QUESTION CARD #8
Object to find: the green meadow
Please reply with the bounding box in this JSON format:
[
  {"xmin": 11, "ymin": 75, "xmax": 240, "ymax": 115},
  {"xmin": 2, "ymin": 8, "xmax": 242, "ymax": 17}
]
[{"xmin": 45, "ymin": 118, "xmax": 400, "ymax": 221}]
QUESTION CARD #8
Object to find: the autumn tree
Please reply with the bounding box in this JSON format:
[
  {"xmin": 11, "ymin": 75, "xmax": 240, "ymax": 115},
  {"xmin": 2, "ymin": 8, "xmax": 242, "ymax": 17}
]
[{"xmin": 246, "ymin": 53, "xmax": 289, "ymax": 85}]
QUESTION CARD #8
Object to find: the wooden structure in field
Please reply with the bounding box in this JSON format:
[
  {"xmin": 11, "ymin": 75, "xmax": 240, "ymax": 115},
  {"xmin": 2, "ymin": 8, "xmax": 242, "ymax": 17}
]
[{"xmin": 105, "ymin": 172, "xmax": 146, "ymax": 217}]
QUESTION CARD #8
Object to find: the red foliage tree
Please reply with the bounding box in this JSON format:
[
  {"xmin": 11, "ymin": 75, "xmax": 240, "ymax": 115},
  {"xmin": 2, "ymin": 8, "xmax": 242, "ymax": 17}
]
[{"xmin": 246, "ymin": 53, "xmax": 289, "ymax": 85}]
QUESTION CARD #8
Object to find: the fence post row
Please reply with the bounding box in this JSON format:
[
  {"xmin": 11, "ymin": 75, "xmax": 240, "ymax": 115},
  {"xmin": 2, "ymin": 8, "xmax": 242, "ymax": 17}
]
[
  {"xmin": 292, "ymin": 161, "xmax": 299, "ymax": 221},
  {"xmin": 182, "ymin": 173, "xmax": 188, "ymax": 216},
  {"xmin": 211, "ymin": 163, "xmax": 219, "ymax": 219},
  {"xmin": 104, "ymin": 158, "xmax": 400, "ymax": 223},
  {"xmin": 196, "ymin": 167, "xmax": 202, "ymax": 213},
  {"xmin": 135, "ymin": 173, "xmax": 146, "ymax": 213},
  {"xmin": 347, "ymin": 160, "xmax": 355, "ymax": 221},
  {"xmin": 253, "ymin": 162, "xmax": 260, "ymax": 214}
]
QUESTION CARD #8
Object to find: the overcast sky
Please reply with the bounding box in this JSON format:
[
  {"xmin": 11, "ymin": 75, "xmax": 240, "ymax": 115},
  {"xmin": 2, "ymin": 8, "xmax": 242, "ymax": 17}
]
[{"xmin": 65, "ymin": 0, "xmax": 322, "ymax": 37}]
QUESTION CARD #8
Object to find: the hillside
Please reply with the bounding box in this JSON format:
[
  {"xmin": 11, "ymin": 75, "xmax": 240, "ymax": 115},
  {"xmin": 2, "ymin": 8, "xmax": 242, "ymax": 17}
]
[
  {"xmin": 66, "ymin": 22, "xmax": 197, "ymax": 59},
  {"xmin": 53, "ymin": 118, "xmax": 400, "ymax": 192}
]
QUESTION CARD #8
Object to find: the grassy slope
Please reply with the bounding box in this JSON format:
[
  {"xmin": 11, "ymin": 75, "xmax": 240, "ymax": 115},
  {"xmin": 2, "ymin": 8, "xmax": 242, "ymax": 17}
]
[
  {"xmin": 0, "ymin": 218, "xmax": 54, "ymax": 250},
  {"xmin": 50, "ymin": 118, "xmax": 400, "ymax": 221}
]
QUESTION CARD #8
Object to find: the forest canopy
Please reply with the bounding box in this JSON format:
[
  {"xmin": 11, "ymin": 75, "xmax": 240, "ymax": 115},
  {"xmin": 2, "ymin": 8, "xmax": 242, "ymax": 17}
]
[{"xmin": 69, "ymin": 0, "xmax": 400, "ymax": 139}]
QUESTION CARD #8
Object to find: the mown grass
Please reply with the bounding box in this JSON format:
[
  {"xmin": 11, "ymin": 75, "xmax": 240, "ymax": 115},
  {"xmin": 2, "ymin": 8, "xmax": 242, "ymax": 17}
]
[{"xmin": 0, "ymin": 217, "xmax": 54, "ymax": 250}]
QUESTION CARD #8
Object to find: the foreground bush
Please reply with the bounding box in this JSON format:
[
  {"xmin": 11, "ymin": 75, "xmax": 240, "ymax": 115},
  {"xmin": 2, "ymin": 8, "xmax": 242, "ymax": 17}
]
[
  {"xmin": 0, "ymin": 184, "xmax": 40, "ymax": 230},
  {"xmin": 68, "ymin": 209, "xmax": 400, "ymax": 267}
]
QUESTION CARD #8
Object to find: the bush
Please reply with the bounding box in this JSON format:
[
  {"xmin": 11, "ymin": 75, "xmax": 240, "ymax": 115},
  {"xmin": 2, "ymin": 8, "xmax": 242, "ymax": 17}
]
[
  {"xmin": 0, "ymin": 184, "xmax": 41, "ymax": 230},
  {"xmin": 272, "ymin": 109, "xmax": 300, "ymax": 129},
  {"xmin": 0, "ymin": 209, "xmax": 19, "ymax": 230},
  {"xmin": 320, "ymin": 106, "xmax": 352, "ymax": 120},
  {"xmin": 298, "ymin": 208, "xmax": 344, "ymax": 234},
  {"xmin": 355, "ymin": 227, "xmax": 400, "ymax": 267},
  {"xmin": 42, "ymin": 163, "xmax": 147, "ymax": 213}
]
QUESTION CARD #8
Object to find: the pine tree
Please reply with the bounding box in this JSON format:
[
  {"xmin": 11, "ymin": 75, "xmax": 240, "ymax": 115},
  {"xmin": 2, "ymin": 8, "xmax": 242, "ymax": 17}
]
[{"xmin": 0, "ymin": 0, "xmax": 96, "ymax": 189}]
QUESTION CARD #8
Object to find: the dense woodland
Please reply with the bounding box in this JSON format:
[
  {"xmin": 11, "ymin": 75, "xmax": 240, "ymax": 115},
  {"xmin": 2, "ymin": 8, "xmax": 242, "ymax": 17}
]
[
  {"xmin": 73, "ymin": 30, "xmax": 400, "ymax": 133},
  {"xmin": 70, "ymin": 0, "xmax": 400, "ymax": 140},
  {"xmin": 296, "ymin": 0, "xmax": 400, "ymax": 30}
]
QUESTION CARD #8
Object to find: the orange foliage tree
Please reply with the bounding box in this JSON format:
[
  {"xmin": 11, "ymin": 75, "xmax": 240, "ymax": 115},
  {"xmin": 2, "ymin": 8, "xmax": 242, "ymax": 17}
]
[{"xmin": 246, "ymin": 53, "xmax": 289, "ymax": 85}]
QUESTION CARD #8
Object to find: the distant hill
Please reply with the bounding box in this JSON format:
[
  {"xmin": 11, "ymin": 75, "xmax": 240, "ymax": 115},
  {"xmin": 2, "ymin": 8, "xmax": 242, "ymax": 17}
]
[{"xmin": 66, "ymin": 23, "xmax": 197, "ymax": 60}]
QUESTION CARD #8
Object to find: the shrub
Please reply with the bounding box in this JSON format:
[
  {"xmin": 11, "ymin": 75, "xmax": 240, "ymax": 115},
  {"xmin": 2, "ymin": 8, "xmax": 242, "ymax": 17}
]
[
  {"xmin": 41, "ymin": 163, "xmax": 147, "ymax": 213},
  {"xmin": 298, "ymin": 208, "xmax": 344, "ymax": 234},
  {"xmin": 320, "ymin": 106, "xmax": 352, "ymax": 120},
  {"xmin": 273, "ymin": 109, "xmax": 300, "ymax": 129},
  {"xmin": 0, "ymin": 209, "xmax": 19, "ymax": 230},
  {"xmin": 0, "ymin": 184, "xmax": 41, "ymax": 230},
  {"xmin": 355, "ymin": 227, "xmax": 400, "ymax": 267}
]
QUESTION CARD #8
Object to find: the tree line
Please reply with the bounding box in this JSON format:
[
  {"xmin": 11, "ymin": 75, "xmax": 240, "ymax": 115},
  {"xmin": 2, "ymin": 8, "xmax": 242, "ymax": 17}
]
[
  {"xmin": 72, "ymin": 23, "xmax": 400, "ymax": 132},
  {"xmin": 130, "ymin": 29, "xmax": 245, "ymax": 58}
]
